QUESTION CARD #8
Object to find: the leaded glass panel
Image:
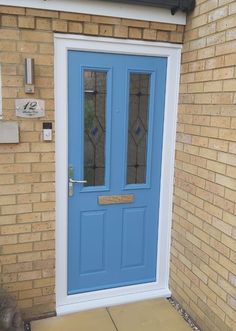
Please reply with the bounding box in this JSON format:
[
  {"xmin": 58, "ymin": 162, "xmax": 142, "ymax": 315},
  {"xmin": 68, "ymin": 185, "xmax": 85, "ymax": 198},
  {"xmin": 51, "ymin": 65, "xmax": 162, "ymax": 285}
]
[
  {"xmin": 84, "ymin": 70, "xmax": 107, "ymax": 186},
  {"xmin": 127, "ymin": 73, "xmax": 150, "ymax": 184}
]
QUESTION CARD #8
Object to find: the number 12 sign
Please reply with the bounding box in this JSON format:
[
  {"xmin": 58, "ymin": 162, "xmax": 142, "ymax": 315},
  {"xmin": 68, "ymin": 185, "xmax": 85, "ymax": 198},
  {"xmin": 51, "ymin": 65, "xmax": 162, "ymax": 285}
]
[{"xmin": 16, "ymin": 99, "xmax": 45, "ymax": 118}]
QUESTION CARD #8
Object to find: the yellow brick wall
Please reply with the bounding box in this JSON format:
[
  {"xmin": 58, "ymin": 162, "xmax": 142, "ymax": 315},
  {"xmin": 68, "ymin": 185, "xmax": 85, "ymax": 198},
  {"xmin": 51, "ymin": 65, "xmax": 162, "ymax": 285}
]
[
  {"xmin": 0, "ymin": 5, "xmax": 184, "ymax": 319},
  {"xmin": 170, "ymin": 1, "xmax": 236, "ymax": 331}
]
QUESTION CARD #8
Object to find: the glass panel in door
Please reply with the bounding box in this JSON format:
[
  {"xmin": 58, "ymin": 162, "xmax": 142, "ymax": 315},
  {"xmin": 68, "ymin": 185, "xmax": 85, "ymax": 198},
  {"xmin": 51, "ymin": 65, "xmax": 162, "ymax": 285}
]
[
  {"xmin": 84, "ymin": 70, "xmax": 107, "ymax": 187},
  {"xmin": 127, "ymin": 73, "xmax": 151, "ymax": 184}
]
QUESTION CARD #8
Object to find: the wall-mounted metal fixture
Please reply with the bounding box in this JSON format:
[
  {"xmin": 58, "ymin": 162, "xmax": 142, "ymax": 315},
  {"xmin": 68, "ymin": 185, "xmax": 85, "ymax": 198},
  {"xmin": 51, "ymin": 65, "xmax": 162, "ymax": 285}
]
[{"xmin": 24, "ymin": 58, "xmax": 35, "ymax": 94}]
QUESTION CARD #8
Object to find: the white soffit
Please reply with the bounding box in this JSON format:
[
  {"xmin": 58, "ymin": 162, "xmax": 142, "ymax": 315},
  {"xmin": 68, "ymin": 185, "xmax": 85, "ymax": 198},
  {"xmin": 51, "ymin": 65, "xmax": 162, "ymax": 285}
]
[{"xmin": 0, "ymin": 0, "xmax": 186, "ymax": 25}]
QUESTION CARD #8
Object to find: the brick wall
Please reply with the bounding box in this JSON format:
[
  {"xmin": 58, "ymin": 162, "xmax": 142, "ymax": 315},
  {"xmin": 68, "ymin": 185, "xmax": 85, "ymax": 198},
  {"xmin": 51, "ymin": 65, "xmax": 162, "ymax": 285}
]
[
  {"xmin": 0, "ymin": 5, "xmax": 184, "ymax": 319},
  {"xmin": 170, "ymin": 1, "xmax": 236, "ymax": 331}
]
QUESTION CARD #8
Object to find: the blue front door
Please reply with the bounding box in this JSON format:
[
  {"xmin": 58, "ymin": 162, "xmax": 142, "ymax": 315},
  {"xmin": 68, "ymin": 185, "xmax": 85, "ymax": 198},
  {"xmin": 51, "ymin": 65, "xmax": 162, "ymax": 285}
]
[{"xmin": 68, "ymin": 51, "xmax": 167, "ymax": 295}]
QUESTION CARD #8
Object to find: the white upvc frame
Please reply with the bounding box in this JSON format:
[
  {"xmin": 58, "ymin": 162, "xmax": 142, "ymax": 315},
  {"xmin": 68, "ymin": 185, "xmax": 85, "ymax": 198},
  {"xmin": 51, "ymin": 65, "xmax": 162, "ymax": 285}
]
[{"xmin": 55, "ymin": 34, "xmax": 181, "ymax": 316}]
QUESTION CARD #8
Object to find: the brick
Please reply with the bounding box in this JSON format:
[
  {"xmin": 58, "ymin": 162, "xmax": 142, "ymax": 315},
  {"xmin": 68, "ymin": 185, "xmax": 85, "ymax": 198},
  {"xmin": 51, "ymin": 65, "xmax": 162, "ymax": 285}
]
[
  {"xmin": 200, "ymin": 0, "xmax": 218, "ymax": 14},
  {"xmin": 16, "ymin": 213, "xmax": 41, "ymax": 224},
  {"xmin": 34, "ymin": 294, "xmax": 54, "ymax": 305},
  {"xmin": 17, "ymin": 299, "xmax": 32, "ymax": 310},
  {"xmin": 1, "ymin": 224, "xmax": 31, "ymax": 235},
  {"xmin": 68, "ymin": 22, "xmax": 83, "ymax": 34},
  {"xmin": 41, "ymin": 192, "xmax": 55, "ymax": 202},
  {"xmin": 207, "ymin": 31, "xmax": 225, "ymax": 46},
  {"xmin": 217, "ymin": 14, "xmax": 236, "ymax": 32},
  {"xmin": 19, "ymin": 233, "xmax": 41, "ymax": 243},
  {"xmin": 150, "ymin": 22, "xmax": 176, "ymax": 31},
  {"xmin": 157, "ymin": 31, "xmax": 170, "ymax": 42},
  {"xmin": 209, "ymin": 6, "xmax": 228, "ymax": 23},
  {"xmin": 3, "ymin": 281, "xmax": 32, "ymax": 292},
  {"xmin": 18, "ymin": 252, "xmax": 41, "ymax": 263},
  {"xmin": 34, "ymin": 277, "xmax": 54, "ymax": 288},
  {"xmin": 0, "ymin": 6, "xmax": 25, "ymax": 15},
  {"xmin": 0, "ymin": 28, "xmax": 20, "ymax": 41},
  {"xmin": 21, "ymin": 30, "xmax": 53, "ymax": 43},
  {"xmin": 3, "ymin": 262, "xmax": 32, "ymax": 274},
  {"xmin": 213, "ymin": 67, "xmax": 234, "ymax": 80},
  {"xmin": 0, "ymin": 52, "xmax": 21, "ymax": 64},
  {"xmin": 226, "ymin": 164, "xmax": 236, "ymax": 179},
  {"xmin": 33, "ymin": 202, "xmax": 54, "ymax": 212},
  {"xmin": 204, "ymin": 81, "xmax": 222, "ymax": 92},
  {"xmin": 84, "ymin": 23, "xmax": 99, "ymax": 35},
  {"xmin": 16, "ymin": 173, "xmax": 40, "ymax": 184},
  {"xmin": 122, "ymin": 18, "xmax": 149, "ymax": 28},
  {"xmin": 32, "ymin": 182, "xmax": 54, "ymax": 193},
  {"xmin": 207, "ymin": 160, "xmax": 226, "ymax": 174},
  {"xmin": 218, "ymin": 152, "xmax": 236, "ymax": 166},
  {"xmin": 36, "ymin": 18, "xmax": 52, "ymax": 31},
  {"xmin": 221, "ymin": 234, "xmax": 236, "ymax": 251},
  {"xmin": 198, "ymin": 46, "xmax": 215, "ymax": 59},
  {"xmin": 18, "ymin": 16, "xmax": 35, "ymax": 29},
  {"xmin": 19, "ymin": 289, "xmax": 42, "ymax": 300},
  {"xmin": 18, "ymin": 270, "xmax": 41, "ymax": 281},
  {"xmin": 32, "ymin": 222, "xmax": 54, "ymax": 232},
  {"xmin": 34, "ymin": 240, "xmax": 54, "ymax": 251},
  {"xmin": 32, "ymin": 163, "xmax": 55, "ymax": 172},
  {"xmin": 60, "ymin": 11, "xmax": 90, "ymax": 22},
  {"xmin": 1, "ymin": 204, "xmax": 32, "ymax": 215},
  {"xmin": 0, "ymin": 195, "xmax": 15, "ymax": 205},
  {"xmin": 191, "ymin": 14, "xmax": 208, "ymax": 29},
  {"xmin": 143, "ymin": 29, "xmax": 156, "ymax": 40},
  {"xmin": 219, "ymin": 255, "xmax": 236, "ymax": 275},
  {"xmin": 17, "ymin": 193, "xmax": 40, "ymax": 204},
  {"xmin": 0, "ymin": 235, "xmax": 17, "ymax": 245},
  {"xmin": 0, "ymin": 215, "xmax": 16, "ymax": 225},
  {"xmin": 1, "ymin": 15, "xmax": 18, "ymax": 27},
  {"xmin": 212, "ymin": 217, "xmax": 232, "ymax": 236},
  {"xmin": 216, "ymin": 40, "xmax": 236, "ymax": 56},
  {"xmin": 31, "ymin": 143, "xmax": 54, "ymax": 152},
  {"xmin": 224, "ymin": 79, "xmax": 236, "ymax": 92},
  {"xmin": 15, "ymin": 153, "xmax": 40, "ymax": 163},
  {"xmin": 91, "ymin": 15, "xmax": 120, "ymax": 25},
  {"xmin": 42, "ymin": 231, "xmax": 54, "ymax": 241},
  {"xmin": 26, "ymin": 8, "xmax": 58, "ymax": 18},
  {"xmin": 52, "ymin": 19, "xmax": 67, "ymax": 32},
  {"xmin": 3, "ymin": 243, "xmax": 32, "ymax": 255},
  {"xmin": 225, "ymin": 188, "xmax": 236, "ymax": 203},
  {"xmin": 170, "ymin": 32, "xmax": 184, "ymax": 43},
  {"xmin": 219, "ymin": 129, "xmax": 236, "ymax": 142},
  {"xmin": 226, "ymin": 27, "xmax": 236, "ymax": 41},
  {"xmin": 0, "ymin": 40, "xmax": 16, "ymax": 52},
  {"xmin": 0, "ymin": 184, "xmax": 31, "ymax": 195},
  {"xmin": 129, "ymin": 27, "xmax": 142, "ymax": 39},
  {"xmin": 17, "ymin": 41, "xmax": 38, "ymax": 53}
]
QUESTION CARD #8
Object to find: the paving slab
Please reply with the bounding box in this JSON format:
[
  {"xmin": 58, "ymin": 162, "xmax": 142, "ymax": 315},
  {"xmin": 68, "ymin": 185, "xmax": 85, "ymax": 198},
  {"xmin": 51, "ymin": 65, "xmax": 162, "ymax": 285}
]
[
  {"xmin": 108, "ymin": 299, "xmax": 192, "ymax": 331},
  {"xmin": 31, "ymin": 308, "xmax": 116, "ymax": 331}
]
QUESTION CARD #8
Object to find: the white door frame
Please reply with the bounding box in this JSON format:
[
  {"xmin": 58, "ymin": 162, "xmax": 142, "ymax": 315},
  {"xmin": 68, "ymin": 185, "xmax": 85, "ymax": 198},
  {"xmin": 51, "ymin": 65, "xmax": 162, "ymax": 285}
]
[{"xmin": 55, "ymin": 34, "xmax": 181, "ymax": 315}]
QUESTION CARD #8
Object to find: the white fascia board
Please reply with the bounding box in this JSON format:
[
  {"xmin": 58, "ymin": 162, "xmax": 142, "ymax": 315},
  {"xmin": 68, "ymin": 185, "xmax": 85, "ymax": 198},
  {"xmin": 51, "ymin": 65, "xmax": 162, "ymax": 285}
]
[{"xmin": 0, "ymin": 0, "xmax": 186, "ymax": 25}]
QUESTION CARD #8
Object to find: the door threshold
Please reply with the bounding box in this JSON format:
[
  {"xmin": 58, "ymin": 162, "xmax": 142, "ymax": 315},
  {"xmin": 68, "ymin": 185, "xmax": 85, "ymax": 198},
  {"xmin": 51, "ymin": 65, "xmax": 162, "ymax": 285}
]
[{"xmin": 56, "ymin": 287, "xmax": 171, "ymax": 315}]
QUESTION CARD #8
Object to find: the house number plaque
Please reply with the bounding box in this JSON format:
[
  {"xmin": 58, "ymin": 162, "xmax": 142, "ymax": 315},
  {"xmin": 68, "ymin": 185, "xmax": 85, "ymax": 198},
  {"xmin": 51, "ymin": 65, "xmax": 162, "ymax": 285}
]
[{"xmin": 16, "ymin": 99, "xmax": 45, "ymax": 118}]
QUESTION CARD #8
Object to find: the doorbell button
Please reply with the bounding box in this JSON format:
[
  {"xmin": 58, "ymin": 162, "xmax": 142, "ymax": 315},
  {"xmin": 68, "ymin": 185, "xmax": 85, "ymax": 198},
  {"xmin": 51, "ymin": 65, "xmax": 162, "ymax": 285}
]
[{"xmin": 43, "ymin": 122, "xmax": 52, "ymax": 141}]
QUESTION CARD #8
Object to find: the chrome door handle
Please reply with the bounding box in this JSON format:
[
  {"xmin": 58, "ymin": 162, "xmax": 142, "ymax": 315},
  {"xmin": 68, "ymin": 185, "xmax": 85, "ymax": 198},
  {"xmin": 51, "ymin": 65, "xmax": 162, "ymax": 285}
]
[
  {"xmin": 68, "ymin": 166, "xmax": 87, "ymax": 197},
  {"xmin": 69, "ymin": 178, "xmax": 87, "ymax": 184}
]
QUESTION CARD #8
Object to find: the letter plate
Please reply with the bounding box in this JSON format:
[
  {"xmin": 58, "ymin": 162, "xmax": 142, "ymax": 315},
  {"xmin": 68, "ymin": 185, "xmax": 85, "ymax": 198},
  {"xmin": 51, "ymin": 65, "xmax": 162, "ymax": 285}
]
[{"xmin": 98, "ymin": 194, "xmax": 134, "ymax": 205}]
